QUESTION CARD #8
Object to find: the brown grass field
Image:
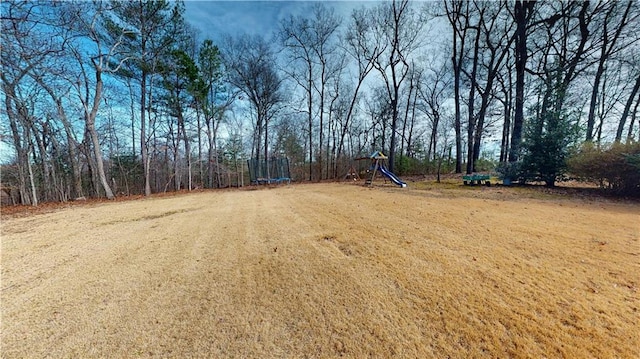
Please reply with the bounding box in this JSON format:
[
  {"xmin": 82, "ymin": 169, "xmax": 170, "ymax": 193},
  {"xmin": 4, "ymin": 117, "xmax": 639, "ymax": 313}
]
[{"xmin": 1, "ymin": 181, "xmax": 639, "ymax": 358}]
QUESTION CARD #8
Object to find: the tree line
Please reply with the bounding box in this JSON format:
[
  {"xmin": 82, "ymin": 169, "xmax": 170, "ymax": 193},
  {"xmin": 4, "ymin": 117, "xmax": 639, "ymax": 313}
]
[{"xmin": 2, "ymin": 0, "xmax": 639, "ymax": 205}]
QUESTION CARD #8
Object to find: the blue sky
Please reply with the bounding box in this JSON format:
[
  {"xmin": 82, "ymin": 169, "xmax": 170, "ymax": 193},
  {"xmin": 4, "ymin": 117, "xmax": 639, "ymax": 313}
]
[{"xmin": 183, "ymin": 1, "xmax": 379, "ymax": 43}]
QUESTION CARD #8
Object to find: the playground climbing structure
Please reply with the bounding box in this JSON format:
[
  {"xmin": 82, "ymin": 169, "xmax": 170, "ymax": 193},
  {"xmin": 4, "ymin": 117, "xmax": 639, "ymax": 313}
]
[{"xmin": 356, "ymin": 151, "xmax": 407, "ymax": 188}]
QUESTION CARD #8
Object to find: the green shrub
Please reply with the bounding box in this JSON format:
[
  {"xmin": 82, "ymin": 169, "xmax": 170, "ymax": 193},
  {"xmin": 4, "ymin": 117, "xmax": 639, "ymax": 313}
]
[
  {"xmin": 567, "ymin": 142, "xmax": 640, "ymax": 196},
  {"xmin": 394, "ymin": 155, "xmax": 411, "ymax": 175},
  {"xmin": 495, "ymin": 161, "xmax": 522, "ymax": 181},
  {"xmin": 519, "ymin": 108, "xmax": 581, "ymax": 186}
]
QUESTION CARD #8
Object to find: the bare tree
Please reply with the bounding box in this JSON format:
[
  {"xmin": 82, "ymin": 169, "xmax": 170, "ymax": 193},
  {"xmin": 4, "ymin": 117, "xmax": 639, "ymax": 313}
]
[
  {"xmin": 617, "ymin": 73, "xmax": 640, "ymax": 142},
  {"xmin": 333, "ymin": 7, "xmax": 381, "ymax": 174},
  {"xmin": 586, "ymin": 1, "xmax": 637, "ymax": 142},
  {"xmin": 65, "ymin": 1, "xmax": 137, "ymax": 200},
  {"xmin": 222, "ymin": 34, "xmax": 283, "ymax": 177},
  {"xmin": 279, "ymin": 3, "xmax": 342, "ymax": 180},
  {"xmin": 444, "ymin": 0, "xmax": 470, "ymax": 173},
  {"xmin": 29, "ymin": 71, "xmax": 85, "ymax": 200},
  {"xmin": 279, "ymin": 13, "xmax": 315, "ymax": 180},
  {"xmin": 368, "ymin": 0, "xmax": 426, "ymax": 173},
  {"xmin": 496, "ymin": 52, "xmax": 514, "ymax": 163},
  {"xmin": 469, "ymin": 1, "xmax": 516, "ymax": 172},
  {"xmin": 1, "ymin": 1, "xmax": 69, "ymax": 204},
  {"xmin": 417, "ymin": 56, "xmax": 452, "ymax": 162},
  {"xmin": 626, "ymin": 89, "xmax": 640, "ymax": 142},
  {"xmin": 536, "ymin": 2, "xmax": 600, "ymax": 115}
]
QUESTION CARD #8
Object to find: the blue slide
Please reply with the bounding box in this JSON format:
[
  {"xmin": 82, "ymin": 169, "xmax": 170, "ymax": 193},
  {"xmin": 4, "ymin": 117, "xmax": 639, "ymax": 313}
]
[{"xmin": 378, "ymin": 165, "xmax": 407, "ymax": 188}]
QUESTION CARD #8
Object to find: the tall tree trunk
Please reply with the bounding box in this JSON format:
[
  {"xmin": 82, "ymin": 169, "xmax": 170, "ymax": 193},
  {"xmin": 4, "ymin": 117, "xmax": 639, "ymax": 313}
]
[
  {"xmin": 617, "ymin": 75, "xmax": 640, "ymax": 142},
  {"xmin": 254, "ymin": 108, "xmax": 263, "ymax": 178},
  {"xmin": 429, "ymin": 110, "xmax": 440, "ymax": 162},
  {"xmin": 554, "ymin": 1, "xmax": 591, "ymax": 114},
  {"xmin": 453, "ymin": 62, "xmax": 462, "ymax": 174},
  {"xmin": 466, "ymin": 21, "xmax": 481, "ymax": 174},
  {"xmin": 206, "ymin": 115, "xmax": 214, "ymax": 188},
  {"xmin": 47, "ymin": 133, "xmax": 65, "ymax": 201},
  {"xmin": 140, "ymin": 72, "xmax": 151, "ymax": 196},
  {"xmin": 196, "ymin": 105, "xmax": 202, "ymax": 187},
  {"xmin": 407, "ymin": 86, "xmax": 418, "ymax": 159},
  {"xmin": 587, "ymin": 1, "xmax": 631, "ymax": 142},
  {"xmin": 87, "ymin": 70, "xmax": 115, "ymax": 200},
  {"xmin": 401, "ymin": 74, "xmax": 415, "ymax": 158},
  {"xmin": 500, "ymin": 90, "xmax": 512, "ymax": 163},
  {"xmin": 178, "ymin": 111, "xmax": 192, "ymax": 191},
  {"xmin": 263, "ymin": 110, "xmax": 269, "ymax": 179},
  {"xmin": 509, "ymin": 0, "xmax": 533, "ymax": 162},
  {"xmin": 173, "ymin": 124, "xmax": 181, "ymax": 191},
  {"xmin": 214, "ymin": 127, "xmax": 221, "ymax": 188},
  {"xmin": 26, "ymin": 141, "xmax": 38, "ymax": 206},
  {"xmin": 336, "ymin": 76, "xmax": 367, "ymax": 171},
  {"xmin": 389, "ymin": 96, "xmax": 398, "ymax": 173},
  {"xmin": 3, "ymin": 84, "xmax": 32, "ymax": 205},
  {"xmin": 586, "ymin": 50, "xmax": 607, "ymax": 142},
  {"xmin": 127, "ymin": 79, "xmax": 136, "ymax": 156},
  {"xmin": 627, "ymin": 94, "xmax": 639, "ymax": 142},
  {"xmin": 318, "ymin": 62, "xmax": 326, "ymax": 180},
  {"xmin": 307, "ymin": 68, "xmax": 313, "ymax": 181},
  {"xmin": 36, "ymin": 79, "xmax": 85, "ymax": 199},
  {"xmin": 31, "ymin": 124, "xmax": 52, "ymax": 201},
  {"xmin": 448, "ymin": 2, "xmax": 466, "ymax": 174}
]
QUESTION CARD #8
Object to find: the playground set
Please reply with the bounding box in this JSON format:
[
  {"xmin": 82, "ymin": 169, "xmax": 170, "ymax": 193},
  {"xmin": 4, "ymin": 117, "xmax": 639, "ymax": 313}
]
[
  {"xmin": 246, "ymin": 152, "xmax": 406, "ymax": 187},
  {"xmin": 356, "ymin": 151, "xmax": 407, "ymax": 188},
  {"xmin": 247, "ymin": 157, "xmax": 292, "ymax": 185}
]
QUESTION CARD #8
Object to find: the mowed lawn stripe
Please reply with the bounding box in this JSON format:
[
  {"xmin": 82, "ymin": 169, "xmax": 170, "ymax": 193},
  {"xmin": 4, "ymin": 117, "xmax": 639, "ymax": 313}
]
[{"xmin": 1, "ymin": 183, "xmax": 638, "ymax": 357}]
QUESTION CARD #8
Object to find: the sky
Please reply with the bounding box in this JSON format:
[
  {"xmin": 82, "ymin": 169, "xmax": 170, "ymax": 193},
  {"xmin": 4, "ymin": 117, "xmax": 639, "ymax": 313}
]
[{"xmin": 183, "ymin": 1, "xmax": 380, "ymax": 43}]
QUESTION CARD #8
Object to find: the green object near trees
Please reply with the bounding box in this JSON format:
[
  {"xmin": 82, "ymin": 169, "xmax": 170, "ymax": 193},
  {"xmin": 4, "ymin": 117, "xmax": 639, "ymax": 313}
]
[
  {"xmin": 519, "ymin": 67, "xmax": 582, "ymax": 187},
  {"xmin": 462, "ymin": 174, "xmax": 491, "ymax": 186}
]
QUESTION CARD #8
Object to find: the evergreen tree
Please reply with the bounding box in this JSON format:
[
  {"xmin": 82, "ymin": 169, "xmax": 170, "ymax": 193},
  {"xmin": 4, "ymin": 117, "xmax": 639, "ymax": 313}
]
[
  {"xmin": 520, "ymin": 68, "xmax": 581, "ymax": 187},
  {"xmin": 108, "ymin": 0, "xmax": 184, "ymax": 195}
]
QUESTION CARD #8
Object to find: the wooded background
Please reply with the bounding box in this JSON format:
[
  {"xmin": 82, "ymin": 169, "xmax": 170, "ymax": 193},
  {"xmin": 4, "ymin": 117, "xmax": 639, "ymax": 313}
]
[{"xmin": 2, "ymin": 0, "xmax": 639, "ymax": 205}]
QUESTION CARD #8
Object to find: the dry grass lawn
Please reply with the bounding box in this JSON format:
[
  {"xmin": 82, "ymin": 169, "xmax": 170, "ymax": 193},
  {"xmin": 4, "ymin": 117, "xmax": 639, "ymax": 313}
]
[{"xmin": 1, "ymin": 182, "xmax": 639, "ymax": 358}]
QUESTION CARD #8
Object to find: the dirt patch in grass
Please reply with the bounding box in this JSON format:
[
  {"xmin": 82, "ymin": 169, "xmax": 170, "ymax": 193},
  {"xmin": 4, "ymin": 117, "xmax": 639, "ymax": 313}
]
[{"xmin": 2, "ymin": 182, "xmax": 639, "ymax": 358}]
